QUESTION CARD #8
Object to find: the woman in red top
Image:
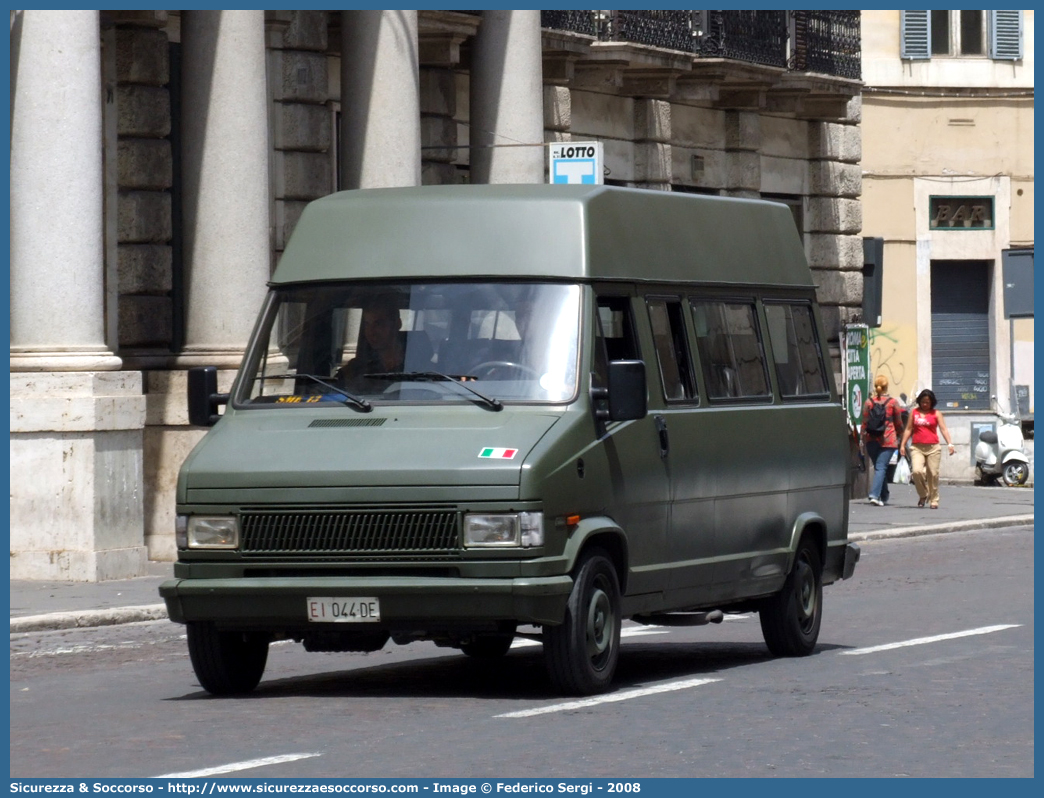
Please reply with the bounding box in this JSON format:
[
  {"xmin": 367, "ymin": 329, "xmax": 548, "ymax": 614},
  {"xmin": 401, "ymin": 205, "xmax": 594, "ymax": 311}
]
[
  {"xmin": 861, "ymin": 375, "xmax": 903, "ymax": 506},
  {"xmin": 900, "ymin": 388, "xmax": 955, "ymax": 509}
]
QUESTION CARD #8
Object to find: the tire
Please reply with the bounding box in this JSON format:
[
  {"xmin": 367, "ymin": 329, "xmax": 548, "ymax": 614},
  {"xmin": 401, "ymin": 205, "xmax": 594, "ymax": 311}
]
[
  {"xmin": 461, "ymin": 630, "xmax": 516, "ymax": 659},
  {"xmin": 1002, "ymin": 461, "xmax": 1029, "ymax": 486},
  {"xmin": 186, "ymin": 622, "xmax": 269, "ymax": 696},
  {"xmin": 759, "ymin": 537, "xmax": 823, "ymax": 657},
  {"xmin": 543, "ymin": 549, "xmax": 621, "ymax": 696}
]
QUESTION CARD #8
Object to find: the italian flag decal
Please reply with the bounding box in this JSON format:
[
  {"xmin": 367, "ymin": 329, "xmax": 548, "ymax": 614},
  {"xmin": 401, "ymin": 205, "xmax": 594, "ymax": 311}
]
[{"xmin": 479, "ymin": 447, "xmax": 518, "ymax": 460}]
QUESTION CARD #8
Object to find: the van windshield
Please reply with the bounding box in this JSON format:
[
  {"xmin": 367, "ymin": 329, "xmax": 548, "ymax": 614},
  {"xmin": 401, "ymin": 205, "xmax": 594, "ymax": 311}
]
[{"xmin": 239, "ymin": 282, "xmax": 582, "ymax": 407}]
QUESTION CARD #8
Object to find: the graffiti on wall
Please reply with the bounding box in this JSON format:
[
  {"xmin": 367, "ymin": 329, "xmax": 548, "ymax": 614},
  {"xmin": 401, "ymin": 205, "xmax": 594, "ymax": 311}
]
[{"xmin": 867, "ymin": 325, "xmax": 913, "ymax": 403}]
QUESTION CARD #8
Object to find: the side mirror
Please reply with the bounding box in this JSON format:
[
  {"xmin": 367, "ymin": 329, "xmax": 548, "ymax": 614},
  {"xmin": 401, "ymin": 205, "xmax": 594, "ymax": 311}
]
[
  {"xmin": 187, "ymin": 366, "xmax": 229, "ymax": 427},
  {"xmin": 595, "ymin": 360, "xmax": 647, "ymax": 422}
]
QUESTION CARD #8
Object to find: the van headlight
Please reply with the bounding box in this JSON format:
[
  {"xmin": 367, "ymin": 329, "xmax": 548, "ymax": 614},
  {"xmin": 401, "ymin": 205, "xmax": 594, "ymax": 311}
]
[
  {"xmin": 464, "ymin": 512, "xmax": 544, "ymax": 548},
  {"xmin": 185, "ymin": 516, "xmax": 239, "ymax": 549}
]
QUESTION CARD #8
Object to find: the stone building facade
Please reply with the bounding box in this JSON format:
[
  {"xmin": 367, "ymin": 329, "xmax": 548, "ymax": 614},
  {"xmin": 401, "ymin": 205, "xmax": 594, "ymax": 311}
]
[
  {"xmin": 9, "ymin": 9, "xmax": 863, "ymax": 580},
  {"xmin": 860, "ymin": 10, "xmax": 1034, "ymax": 480}
]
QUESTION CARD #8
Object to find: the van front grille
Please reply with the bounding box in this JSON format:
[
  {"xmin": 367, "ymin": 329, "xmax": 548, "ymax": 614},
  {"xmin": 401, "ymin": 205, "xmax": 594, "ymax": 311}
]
[{"xmin": 239, "ymin": 509, "xmax": 459, "ymax": 556}]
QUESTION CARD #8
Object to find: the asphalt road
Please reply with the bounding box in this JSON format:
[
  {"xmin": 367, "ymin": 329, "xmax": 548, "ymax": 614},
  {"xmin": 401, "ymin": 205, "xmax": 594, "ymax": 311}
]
[{"xmin": 10, "ymin": 525, "xmax": 1034, "ymax": 779}]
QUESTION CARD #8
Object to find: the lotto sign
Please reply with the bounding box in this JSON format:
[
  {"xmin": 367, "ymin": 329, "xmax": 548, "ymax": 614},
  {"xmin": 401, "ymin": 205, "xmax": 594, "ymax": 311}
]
[
  {"xmin": 479, "ymin": 447, "xmax": 518, "ymax": 459},
  {"xmin": 549, "ymin": 141, "xmax": 603, "ymax": 185}
]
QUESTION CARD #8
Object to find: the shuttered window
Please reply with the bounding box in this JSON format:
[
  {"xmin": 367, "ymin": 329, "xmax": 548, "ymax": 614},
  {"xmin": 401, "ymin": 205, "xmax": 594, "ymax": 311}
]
[
  {"xmin": 901, "ymin": 10, "xmax": 930, "ymax": 59},
  {"xmin": 902, "ymin": 10, "xmax": 1022, "ymax": 61},
  {"xmin": 989, "ymin": 10, "xmax": 1023, "ymax": 60},
  {"xmin": 960, "ymin": 11, "xmax": 985, "ymax": 55},
  {"xmin": 932, "ymin": 10, "xmax": 952, "ymax": 55}
]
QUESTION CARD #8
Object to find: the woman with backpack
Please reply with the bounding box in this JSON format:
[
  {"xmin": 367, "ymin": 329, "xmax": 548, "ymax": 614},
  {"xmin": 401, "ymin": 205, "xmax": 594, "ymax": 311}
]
[
  {"xmin": 900, "ymin": 388, "xmax": 956, "ymax": 509},
  {"xmin": 861, "ymin": 375, "xmax": 904, "ymax": 506}
]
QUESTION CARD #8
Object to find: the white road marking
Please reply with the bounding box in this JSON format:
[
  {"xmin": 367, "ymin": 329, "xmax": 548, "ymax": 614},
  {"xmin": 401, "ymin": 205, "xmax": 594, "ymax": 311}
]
[
  {"xmin": 510, "ymin": 626, "xmax": 668, "ymax": 649},
  {"xmin": 495, "ymin": 676, "xmax": 722, "ymax": 718},
  {"xmin": 839, "ymin": 624, "xmax": 1022, "ymax": 656},
  {"xmin": 154, "ymin": 753, "xmax": 322, "ymax": 778}
]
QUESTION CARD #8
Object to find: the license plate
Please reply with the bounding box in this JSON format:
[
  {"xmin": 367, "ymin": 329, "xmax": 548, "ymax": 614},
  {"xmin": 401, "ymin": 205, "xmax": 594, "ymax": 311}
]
[{"xmin": 306, "ymin": 597, "xmax": 380, "ymax": 623}]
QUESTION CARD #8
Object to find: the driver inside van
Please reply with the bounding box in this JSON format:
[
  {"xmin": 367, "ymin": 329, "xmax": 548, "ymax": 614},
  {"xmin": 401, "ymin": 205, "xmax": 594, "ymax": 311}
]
[{"xmin": 335, "ymin": 297, "xmax": 405, "ymax": 389}]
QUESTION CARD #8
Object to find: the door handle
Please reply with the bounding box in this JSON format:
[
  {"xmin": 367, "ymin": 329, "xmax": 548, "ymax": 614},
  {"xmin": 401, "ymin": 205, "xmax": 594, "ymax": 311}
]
[{"xmin": 655, "ymin": 415, "xmax": 669, "ymax": 459}]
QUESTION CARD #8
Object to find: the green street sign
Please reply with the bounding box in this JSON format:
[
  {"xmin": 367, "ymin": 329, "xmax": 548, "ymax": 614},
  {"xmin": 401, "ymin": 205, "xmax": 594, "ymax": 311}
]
[{"xmin": 844, "ymin": 323, "xmax": 870, "ymax": 429}]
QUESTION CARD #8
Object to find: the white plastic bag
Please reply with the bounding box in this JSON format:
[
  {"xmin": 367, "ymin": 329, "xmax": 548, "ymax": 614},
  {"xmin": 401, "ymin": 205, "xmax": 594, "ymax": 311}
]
[{"xmin": 893, "ymin": 455, "xmax": 911, "ymax": 484}]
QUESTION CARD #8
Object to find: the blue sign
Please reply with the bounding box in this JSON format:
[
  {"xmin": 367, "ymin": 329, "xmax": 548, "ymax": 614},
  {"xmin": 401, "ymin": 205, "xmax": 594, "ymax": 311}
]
[{"xmin": 548, "ymin": 142, "xmax": 603, "ymax": 185}]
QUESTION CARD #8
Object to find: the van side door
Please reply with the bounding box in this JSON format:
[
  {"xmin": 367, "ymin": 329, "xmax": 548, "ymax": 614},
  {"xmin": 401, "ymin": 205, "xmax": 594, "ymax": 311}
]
[
  {"xmin": 592, "ymin": 290, "xmax": 670, "ymax": 605},
  {"xmin": 642, "ymin": 295, "xmax": 720, "ymax": 608},
  {"xmin": 687, "ymin": 295, "xmax": 789, "ymax": 600},
  {"xmin": 761, "ymin": 298, "xmax": 848, "ymax": 569}
]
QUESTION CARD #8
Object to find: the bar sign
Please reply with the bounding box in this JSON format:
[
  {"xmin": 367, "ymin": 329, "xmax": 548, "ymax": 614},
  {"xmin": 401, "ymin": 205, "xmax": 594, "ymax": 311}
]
[{"xmin": 479, "ymin": 447, "xmax": 518, "ymax": 459}]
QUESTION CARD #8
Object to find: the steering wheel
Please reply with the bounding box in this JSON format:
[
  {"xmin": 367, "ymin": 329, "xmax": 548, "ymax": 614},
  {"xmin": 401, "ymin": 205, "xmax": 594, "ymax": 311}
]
[{"xmin": 470, "ymin": 360, "xmax": 539, "ymax": 380}]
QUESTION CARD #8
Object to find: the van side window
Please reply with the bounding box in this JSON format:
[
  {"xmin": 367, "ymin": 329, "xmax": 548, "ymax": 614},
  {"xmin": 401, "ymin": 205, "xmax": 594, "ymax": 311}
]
[
  {"xmin": 690, "ymin": 299, "xmax": 771, "ymax": 401},
  {"xmin": 646, "ymin": 298, "xmax": 697, "ymax": 402},
  {"xmin": 764, "ymin": 302, "xmax": 829, "ymax": 399},
  {"xmin": 593, "ymin": 295, "xmax": 639, "ymax": 388},
  {"xmin": 595, "ymin": 296, "xmax": 639, "ymax": 361}
]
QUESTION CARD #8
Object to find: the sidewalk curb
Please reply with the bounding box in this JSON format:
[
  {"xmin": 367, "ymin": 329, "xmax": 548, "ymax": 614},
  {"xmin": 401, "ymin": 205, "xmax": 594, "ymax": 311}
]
[
  {"xmin": 849, "ymin": 514, "xmax": 1034, "ymax": 543},
  {"xmin": 9, "ymin": 603, "xmax": 168, "ymax": 634}
]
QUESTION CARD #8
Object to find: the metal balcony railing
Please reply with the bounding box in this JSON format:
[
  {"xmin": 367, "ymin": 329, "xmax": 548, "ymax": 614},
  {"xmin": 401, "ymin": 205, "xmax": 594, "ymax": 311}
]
[
  {"xmin": 538, "ymin": 9, "xmax": 861, "ymax": 80},
  {"xmin": 791, "ymin": 10, "xmax": 861, "ymax": 81},
  {"xmin": 540, "ymin": 10, "xmax": 597, "ymax": 37},
  {"xmin": 602, "ymin": 10, "xmax": 697, "ymax": 53},
  {"xmin": 692, "ymin": 10, "xmax": 788, "ymax": 68}
]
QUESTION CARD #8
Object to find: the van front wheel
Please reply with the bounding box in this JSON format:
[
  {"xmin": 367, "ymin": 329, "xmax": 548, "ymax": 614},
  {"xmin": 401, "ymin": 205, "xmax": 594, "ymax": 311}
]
[
  {"xmin": 759, "ymin": 538, "xmax": 822, "ymax": 657},
  {"xmin": 187, "ymin": 622, "xmax": 269, "ymax": 696},
  {"xmin": 543, "ymin": 549, "xmax": 621, "ymax": 696}
]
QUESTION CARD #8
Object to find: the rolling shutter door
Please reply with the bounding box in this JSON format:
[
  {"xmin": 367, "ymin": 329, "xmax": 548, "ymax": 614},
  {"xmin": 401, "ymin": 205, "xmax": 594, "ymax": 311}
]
[{"xmin": 931, "ymin": 261, "xmax": 990, "ymax": 410}]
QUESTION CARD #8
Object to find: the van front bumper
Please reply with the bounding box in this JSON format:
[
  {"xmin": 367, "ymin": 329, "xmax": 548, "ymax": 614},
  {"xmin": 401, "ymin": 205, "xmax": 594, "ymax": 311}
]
[{"xmin": 159, "ymin": 575, "xmax": 573, "ymax": 630}]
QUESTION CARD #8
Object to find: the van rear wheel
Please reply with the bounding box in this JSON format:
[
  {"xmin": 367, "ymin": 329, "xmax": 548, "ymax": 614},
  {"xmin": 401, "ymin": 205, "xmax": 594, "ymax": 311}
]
[
  {"xmin": 759, "ymin": 537, "xmax": 823, "ymax": 657},
  {"xmin": 187, "ymin": 622, "xmax": 269, "ymax": 696},
  {"xmin": 543, "ymin": 549, "xmax": 621, "ymax": 695}
]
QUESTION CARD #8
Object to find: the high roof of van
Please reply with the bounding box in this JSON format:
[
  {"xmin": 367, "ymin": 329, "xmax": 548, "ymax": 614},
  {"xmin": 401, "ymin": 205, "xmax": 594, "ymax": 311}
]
[{"xmin": 272, "ymin": 184, "xmax": 815, "ymax": 288}]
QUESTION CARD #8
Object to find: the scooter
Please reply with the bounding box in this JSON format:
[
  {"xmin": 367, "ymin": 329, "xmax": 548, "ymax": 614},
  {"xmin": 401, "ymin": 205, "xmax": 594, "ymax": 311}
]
[{"xmin": 975, "ymin": 400, "xmax": 1030, "ymax": 486}]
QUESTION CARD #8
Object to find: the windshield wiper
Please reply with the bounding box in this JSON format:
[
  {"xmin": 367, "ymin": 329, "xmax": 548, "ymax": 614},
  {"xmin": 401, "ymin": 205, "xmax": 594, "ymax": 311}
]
[
  {"xmin": 259, "ymin": 373, "xmax": 372, "ymax": 412},
  {"xmin": 365, "ymin": 371, "xmax": 503, "ymax": 411}
]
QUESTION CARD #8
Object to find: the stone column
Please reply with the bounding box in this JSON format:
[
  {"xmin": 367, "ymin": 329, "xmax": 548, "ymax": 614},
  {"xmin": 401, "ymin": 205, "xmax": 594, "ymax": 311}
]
[
  {"xmin": 807, "ymin": 110, "xmax": 864, "ymax": 355},
  {"xmin": 634, "ymin": 99, "xmax": 672, "ymax": 191},
  {"xmin": 341, "ymin": 10, "xmax": 421, "ymax": 189},
  {"xmin": 544, "ymin": 84, "xmax": 572, "ymax": 147},
  {"xmin": 268, "ymin": 11, "xmax": 331, "ymax": 254},
  {"xmin": 722, "ymin": 110, "xmax": 762, "ymax": 200},
  {"xmin": 180, "ymin": 10, "xmax": 271, "ymax": 367},
  {"xmin": 11, "ymin": 10, "xmax": 119, "ymax": 372},
  {"xmin": 10, "ymin": 10, "xmax": 147, "ymax": 580},
  {"xmin": 469, "ymin": 10, "xmax": 544, "ymax": 184},
  {"xmin": 420, "ymin": 68, "xmax": 459, "ymax": 186}
]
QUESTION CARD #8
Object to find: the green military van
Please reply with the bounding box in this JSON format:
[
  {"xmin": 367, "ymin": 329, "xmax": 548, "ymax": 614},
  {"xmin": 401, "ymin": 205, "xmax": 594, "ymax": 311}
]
[{"xmin": 160, "ymin": 184, "xmax": 859, "ymax": 697}]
